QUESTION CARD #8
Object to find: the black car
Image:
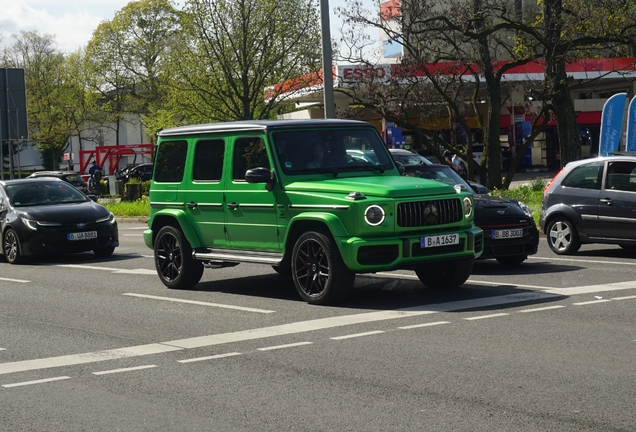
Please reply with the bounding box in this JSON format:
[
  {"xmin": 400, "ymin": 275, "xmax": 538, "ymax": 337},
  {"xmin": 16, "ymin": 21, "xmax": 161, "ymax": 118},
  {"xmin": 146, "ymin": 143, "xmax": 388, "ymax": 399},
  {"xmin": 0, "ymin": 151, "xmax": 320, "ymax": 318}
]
[
  {"xmin": 115, "ymin": 163, "xmax": 153, "ymax": 182},
  {"xmin": 540, "ymin": 155, "xmax": 636, "ymax": 254},
  {"xmin": 403, "ymin": 164, "xmax": 539, "ymax": 265},
  {"xmin": 27, "ymin": 171, "xmax": 89, "ymax": 194},
  {"xmin": 0, "ymin": 178, "xmax": 119, "ymax": 264}
]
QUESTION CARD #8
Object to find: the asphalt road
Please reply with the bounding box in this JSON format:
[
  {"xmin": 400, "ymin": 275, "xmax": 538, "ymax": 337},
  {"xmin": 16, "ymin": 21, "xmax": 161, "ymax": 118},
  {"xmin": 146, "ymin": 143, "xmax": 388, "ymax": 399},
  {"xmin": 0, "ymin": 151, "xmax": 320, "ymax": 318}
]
[{"xmin": 0, "ymin": 222, "xmax": 635, "ymax": 431}]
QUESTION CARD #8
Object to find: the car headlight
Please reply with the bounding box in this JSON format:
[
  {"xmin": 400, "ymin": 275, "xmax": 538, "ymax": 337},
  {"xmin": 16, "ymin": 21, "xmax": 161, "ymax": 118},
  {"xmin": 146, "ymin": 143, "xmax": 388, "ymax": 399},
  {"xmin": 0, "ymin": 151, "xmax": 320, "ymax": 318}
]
[
  {"xmin": 364, "ymin": 205, "xmax": 385, "ymax": 226},
  {"xmin": 463, "ymin": 196, "xmax": 473, "ymax": 218},
  {"xmin": 517, "ymin": 201, "xmax": 533, "ymax": 218},
  {"xmin": 21, "ymin": 217, "xmax": 63, "ymax": 230},
  {"xmin": 21, "ymin": 217, "xmax": 38, "ymax": 231},
  {"xmin": 97, "ymin": 212, "xmax": 116, "ymax": 224}
]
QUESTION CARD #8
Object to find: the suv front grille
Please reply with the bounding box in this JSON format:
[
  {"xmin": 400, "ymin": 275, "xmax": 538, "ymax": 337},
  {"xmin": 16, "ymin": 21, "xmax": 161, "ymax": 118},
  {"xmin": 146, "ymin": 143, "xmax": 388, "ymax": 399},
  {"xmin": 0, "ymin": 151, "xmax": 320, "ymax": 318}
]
[{"xmin": 397, "ymin": 198, "xmax": 462, "ymax": 227}]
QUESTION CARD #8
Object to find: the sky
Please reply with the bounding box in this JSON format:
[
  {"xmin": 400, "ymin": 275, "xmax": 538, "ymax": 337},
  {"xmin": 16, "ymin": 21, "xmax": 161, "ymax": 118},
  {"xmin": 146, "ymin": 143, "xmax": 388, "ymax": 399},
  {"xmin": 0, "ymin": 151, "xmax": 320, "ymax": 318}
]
[{"xmin": 1, "ymin": 0, "xmax": 375, "ymax": 54}]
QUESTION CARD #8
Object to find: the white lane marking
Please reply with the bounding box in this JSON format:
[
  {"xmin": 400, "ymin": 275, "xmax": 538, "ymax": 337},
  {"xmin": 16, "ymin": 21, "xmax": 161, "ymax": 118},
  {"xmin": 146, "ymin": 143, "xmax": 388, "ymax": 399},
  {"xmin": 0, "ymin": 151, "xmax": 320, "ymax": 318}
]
[
  {"xmin": 0, "ymin": 348, "xmax": 6, "ymax": 351},
  {"xmin": 464, "ymin": 313, "xmax": 509, "ymax": 321},
  {"xmin": 93, "ymin": 365, "xmax": 157, "ymax": 375},
  {"xmin": 0, "ymin": 344, "xmax": 181, "ymax": 375},
  {"xmin": 572, "ymin": 299, "xmax": 612, "ymax": 306},
  {"xmin": 0, "ymin": 277, "xmax": 30, "ymax": 283},
  {"xmin": 611, "ymin": 295, "xmax": 636, "ymax": 300},
  {"xmin": 178, "ymin": 352, "xmax": 242, "ymax": 363},
  {"xmin": 544, "ymin": 281, "xmax": 636, "ymax": 296},
  {"xmin": 257, "ymin": 342, "xmax": 313, "ymax": 351},
  {"xmin": 55, "ymin": 264, "xmax": 156, "ymax": 275},
  {"xmin": 528, "ymin": 256, "xmax": 636, "ymax": 266},
  {"xmin": 0, "ymin": 292, "xmax": 558, "ymax": 376},
  {"xmin": 123, "ymin": 293, "xmax": 275, "ymax": 314},
  {"xmin": 398, "ymin": 321, "xmax": 450, "ymax": 330},
  {"xmin": 519, "ymin": 305, "xmax": 566, "ymax": 313},
  {"xmin": 330, "ymin": 331, "xmax": 385, "ymax": 340},
  {"xmin": 372, "ymin": 273, "xmax": 554, "ymax": 290},
  {"xmin": 3, "ymin": 376, "xmax": 71, "ymax": 388}
]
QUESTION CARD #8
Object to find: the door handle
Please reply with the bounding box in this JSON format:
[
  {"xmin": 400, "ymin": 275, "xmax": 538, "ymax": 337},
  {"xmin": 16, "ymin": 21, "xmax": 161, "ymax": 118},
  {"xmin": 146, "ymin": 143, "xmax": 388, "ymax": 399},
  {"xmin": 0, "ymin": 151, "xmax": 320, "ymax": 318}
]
[
  {"xmin": 227, "ymin": 202, "xmax": 238, "ymax": 210},
  {"xmin": 186, "ymin": 202, "xmax": 197, "ymax": 208},
  {"xmin": 600, "ymin": 198, "xmax": 613, "ymax": 205}
]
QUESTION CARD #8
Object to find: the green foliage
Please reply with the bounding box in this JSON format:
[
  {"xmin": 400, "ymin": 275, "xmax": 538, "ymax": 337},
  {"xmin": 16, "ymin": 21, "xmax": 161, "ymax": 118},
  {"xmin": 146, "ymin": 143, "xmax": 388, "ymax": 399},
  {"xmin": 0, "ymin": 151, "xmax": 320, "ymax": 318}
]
[
  {"xmin": 102, "ymin": 196, "xmax": 150, "ymax": 217},
  {"xmin": 491, "ymin": 178, "xmax": 547, "ymax": 226}
]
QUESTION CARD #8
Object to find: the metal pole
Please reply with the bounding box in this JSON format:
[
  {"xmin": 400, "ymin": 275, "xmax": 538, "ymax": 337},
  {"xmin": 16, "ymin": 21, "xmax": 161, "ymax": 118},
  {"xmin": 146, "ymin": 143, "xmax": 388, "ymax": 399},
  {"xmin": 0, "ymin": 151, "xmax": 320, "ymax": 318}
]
[{"xmin": 320, "ymin": 0, "xmax": 335, "ymax": 119}]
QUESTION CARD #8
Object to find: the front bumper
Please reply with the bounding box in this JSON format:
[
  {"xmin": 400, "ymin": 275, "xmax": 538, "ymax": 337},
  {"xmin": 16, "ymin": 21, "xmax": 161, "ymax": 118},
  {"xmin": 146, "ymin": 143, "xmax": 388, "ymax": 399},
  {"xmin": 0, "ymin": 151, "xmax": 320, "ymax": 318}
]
[{"xmin": 337, "ymin": 226, "xmax": 484, "ymax": 272}]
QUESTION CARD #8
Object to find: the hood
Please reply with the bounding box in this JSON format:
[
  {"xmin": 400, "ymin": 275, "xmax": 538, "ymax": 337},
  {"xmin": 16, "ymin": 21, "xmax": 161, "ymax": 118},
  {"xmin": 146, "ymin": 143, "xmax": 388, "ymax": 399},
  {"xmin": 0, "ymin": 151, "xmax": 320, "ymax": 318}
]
[
  {"xmin": 284, "ymin": 175, "xmax": 456, "ymax": 198},
  {"xmin": 473, "ymin": 195, "xmax": 529, "ymax": 220},
  {"xmin": 18, "ymin": 201, "xmax": 111, "ymax": 223}
]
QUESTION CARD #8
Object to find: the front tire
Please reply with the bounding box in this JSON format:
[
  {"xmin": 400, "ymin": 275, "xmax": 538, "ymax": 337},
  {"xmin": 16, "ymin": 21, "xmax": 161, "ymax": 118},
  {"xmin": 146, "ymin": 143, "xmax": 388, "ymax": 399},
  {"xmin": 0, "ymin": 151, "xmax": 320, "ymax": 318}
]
[
  {"xmin": 154, "ymin": 226, "xmax": 203, "ymax": 289},
  {"xmin": 3, "ymin": 228, "xmax": 24, "ymax": 264},
  {"xmin": 414, "ymin": 259, "xmax": 473, "ymax": 289},
  {"xmin": 291, "ymin": 231, "xmax": 355, "ymax": 305},
  {"xmin": 547, "ymin": 217, "xmax": 581, "ymax": 255}
]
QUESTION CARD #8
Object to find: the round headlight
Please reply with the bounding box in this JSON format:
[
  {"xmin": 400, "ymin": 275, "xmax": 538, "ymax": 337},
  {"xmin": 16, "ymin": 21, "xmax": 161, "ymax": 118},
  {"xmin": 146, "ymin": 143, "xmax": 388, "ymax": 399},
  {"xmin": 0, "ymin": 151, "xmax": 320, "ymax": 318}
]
[
  {"xmin": 463, "ymin": 196, "xmax": 473, "ymax": 218},
  {"xmin": 364, "ymin": 205, "xmax": 385, "ymax": 226}
]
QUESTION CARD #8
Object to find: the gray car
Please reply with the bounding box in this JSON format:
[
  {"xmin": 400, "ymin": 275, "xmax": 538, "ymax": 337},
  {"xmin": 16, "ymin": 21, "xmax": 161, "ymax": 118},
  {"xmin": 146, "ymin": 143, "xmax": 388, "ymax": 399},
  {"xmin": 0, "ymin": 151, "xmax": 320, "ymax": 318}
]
[{"xmin": 540, "ymin": 155, "xmax": 636, "ymax": 254}]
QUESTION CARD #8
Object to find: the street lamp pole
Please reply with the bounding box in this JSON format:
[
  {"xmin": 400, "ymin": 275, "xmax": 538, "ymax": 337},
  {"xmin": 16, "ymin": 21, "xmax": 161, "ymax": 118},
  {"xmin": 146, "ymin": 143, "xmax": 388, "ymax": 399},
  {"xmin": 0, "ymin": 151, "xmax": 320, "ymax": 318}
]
[{"xmin": 320, "ymin": 0, "xmax": 335, "ymax": 119}]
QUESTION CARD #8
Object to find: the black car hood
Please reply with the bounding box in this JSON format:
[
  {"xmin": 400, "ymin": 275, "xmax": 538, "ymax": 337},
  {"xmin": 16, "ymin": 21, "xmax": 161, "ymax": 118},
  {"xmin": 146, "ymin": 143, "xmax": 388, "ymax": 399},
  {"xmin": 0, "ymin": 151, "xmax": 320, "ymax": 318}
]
[
  {"xmin": 17, "ymin": 201, "xmax": 110, "ymax": 223},
  {"xmin": 473, "ymin": 195, "xmax": 528, "ymax": 221}
]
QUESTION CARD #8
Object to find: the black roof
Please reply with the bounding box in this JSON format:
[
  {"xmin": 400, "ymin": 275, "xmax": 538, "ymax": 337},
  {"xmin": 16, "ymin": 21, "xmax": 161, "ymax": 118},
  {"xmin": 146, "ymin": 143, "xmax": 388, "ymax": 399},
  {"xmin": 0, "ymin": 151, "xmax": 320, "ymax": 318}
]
[{"xmin": 157, "ymin": 119, "xmax": 373, "ymax": 137}]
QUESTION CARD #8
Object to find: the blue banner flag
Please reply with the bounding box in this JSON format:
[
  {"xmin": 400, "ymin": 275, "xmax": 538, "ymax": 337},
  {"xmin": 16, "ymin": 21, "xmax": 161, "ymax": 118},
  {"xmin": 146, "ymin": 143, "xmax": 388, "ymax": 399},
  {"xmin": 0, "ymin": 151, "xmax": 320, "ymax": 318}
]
[
  {"xmin": 627, "ymin": 96, "xmax": 636, "ymax": 152},
  {"xmin": 599, "ymin": 92, "xmax": 627, "ymax": 156}
]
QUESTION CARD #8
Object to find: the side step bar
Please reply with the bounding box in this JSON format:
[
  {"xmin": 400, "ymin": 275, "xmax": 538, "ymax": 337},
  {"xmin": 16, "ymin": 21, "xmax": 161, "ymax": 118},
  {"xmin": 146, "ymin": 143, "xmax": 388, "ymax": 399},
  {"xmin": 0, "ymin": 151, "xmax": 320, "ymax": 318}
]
[{"xmin": 193, "ymin": 249, "xmax": 283, "ymax": 265}]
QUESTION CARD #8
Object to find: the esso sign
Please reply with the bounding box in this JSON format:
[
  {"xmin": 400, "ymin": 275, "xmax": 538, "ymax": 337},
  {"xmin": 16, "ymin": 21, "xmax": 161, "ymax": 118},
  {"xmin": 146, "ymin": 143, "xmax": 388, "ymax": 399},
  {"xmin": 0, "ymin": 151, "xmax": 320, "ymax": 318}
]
[{"xmin": 342, "ymin": 67, "xmax": 387, "ymax": 80}]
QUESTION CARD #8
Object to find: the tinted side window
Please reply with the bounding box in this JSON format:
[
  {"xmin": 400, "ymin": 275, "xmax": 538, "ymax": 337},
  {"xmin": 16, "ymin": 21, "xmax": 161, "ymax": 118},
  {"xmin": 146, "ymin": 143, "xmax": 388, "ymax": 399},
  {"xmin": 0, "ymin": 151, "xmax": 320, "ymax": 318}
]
[
  {"xmin": 561, "ymin": 163, "xmax": 603, "ymax": 190},
  {"xmin": 193, "ymin": 139, "xmax": 225, "ymax": 181},
  {"xmin": 0, "ymin": 189, "xmax": 6, "ymax": 211},
  {"xmin": 606, "ymin": 161, "xmax": 636, "ymax": 192},
  {"xmin": 155, "ymin": 140, "xmax": 187, "ymax": 183},
  {"xmin": 233, "ymin": 137, "xmax": 269, "ymax": 181}
]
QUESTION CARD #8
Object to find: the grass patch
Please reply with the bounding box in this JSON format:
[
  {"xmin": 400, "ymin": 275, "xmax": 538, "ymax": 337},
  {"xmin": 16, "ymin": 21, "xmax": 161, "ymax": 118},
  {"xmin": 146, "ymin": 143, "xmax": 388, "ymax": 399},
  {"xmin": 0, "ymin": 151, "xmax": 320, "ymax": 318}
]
[
  {"xmin": 102, "ymin": 196, "xmax": 150, "ymax": 218},
  {"xmin": 491, "ymin": 177, "xmax": 546, "ymax": 226}
]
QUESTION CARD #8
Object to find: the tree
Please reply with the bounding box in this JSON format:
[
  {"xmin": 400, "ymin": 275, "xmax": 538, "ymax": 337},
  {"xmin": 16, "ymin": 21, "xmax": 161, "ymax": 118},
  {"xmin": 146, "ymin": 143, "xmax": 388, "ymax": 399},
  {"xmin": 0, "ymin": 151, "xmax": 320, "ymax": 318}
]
[
  {"xmin": 166, "ymin": 0, "xmax": 323, "ymax": 122},
  {"xmin": 2, "ymin": 31, "xmax": 93, "ymax": 170},
  {"xmin": 85, "ymin": 0, "xmax": 179, "ymax": 142}
]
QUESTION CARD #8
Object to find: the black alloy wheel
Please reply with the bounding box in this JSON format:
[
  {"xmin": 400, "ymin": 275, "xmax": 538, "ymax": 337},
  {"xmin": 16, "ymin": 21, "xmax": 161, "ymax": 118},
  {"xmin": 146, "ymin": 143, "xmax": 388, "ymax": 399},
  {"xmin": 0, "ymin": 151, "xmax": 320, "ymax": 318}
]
[
  {"xmin": 495, "ymin": 255, "xmax": 527, "ymax": 265},
  {"xmin": 154, "ymin": 226, "xmax": 203, "ymax": 289},
  {"xmin": 3, "ymin": 228, "xmax": 23, "ymax": 264},
  {"xmin": 291, "ymin": 231, "xmax": 355, "ymax": 305},
  {"xmin": 93, "ymin": 246, "xmax": 116, "ymax": 257}
]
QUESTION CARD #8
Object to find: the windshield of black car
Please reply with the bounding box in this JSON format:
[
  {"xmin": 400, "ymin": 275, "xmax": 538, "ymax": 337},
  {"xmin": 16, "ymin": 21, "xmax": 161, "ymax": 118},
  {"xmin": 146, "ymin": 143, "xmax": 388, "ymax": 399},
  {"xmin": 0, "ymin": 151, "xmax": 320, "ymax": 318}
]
[
  {"xmin": 405, "ymin": 165, "xmax": 472, "ymax": 190},
  {"xmin": 7, "ymin": 181, "xmax": 89, "ymax": 207},
  {"xmin": 272, "ymin": 128, "xmax": 394, "ymax": 175}
]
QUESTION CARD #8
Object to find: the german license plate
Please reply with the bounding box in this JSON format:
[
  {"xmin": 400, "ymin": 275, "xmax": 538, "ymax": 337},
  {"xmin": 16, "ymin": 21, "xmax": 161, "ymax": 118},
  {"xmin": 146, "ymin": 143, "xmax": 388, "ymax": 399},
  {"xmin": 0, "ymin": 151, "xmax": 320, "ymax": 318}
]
[
  {"xmin": 67, "ymin": 231, "xmax": 97, "ymax": 241},
  {"xmin": 491, "ymin": 229, "xmax": 523, "ymax": 240},
  {"xmin": 421, "ymin": 233, "xmax": 459, "ymax": 248}
]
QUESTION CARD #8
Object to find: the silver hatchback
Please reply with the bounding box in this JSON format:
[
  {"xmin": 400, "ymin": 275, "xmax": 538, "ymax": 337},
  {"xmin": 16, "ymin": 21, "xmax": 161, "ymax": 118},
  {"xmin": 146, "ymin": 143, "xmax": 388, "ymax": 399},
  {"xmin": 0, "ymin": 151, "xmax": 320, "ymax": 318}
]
[{"xmin": 540, "ymin": 155, "xmax": 636, "ymax": 254}]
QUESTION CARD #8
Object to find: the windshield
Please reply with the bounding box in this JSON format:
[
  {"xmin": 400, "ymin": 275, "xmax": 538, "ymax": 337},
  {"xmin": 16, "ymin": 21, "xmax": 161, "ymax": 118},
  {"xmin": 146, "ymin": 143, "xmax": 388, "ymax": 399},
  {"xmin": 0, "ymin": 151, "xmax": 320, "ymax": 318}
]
[
  {"xmin": 7, "ymin": 181, "xmax": 89, "ymax": 207},
  {"xmin": 272, "ymin": 127, "xmax": 395, "ymax": 175},
  {"xmin": 404, "ymin": 165, "xmax": 473, "ymax": 192}
]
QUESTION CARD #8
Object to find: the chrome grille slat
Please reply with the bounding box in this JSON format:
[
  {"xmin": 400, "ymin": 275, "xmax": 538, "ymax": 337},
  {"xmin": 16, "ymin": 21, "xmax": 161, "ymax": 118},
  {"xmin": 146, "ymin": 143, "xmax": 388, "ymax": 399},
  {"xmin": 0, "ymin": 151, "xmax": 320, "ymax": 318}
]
[{"xmin": 397, "ymin": 198, "xmax": 462, "ymax": 227}]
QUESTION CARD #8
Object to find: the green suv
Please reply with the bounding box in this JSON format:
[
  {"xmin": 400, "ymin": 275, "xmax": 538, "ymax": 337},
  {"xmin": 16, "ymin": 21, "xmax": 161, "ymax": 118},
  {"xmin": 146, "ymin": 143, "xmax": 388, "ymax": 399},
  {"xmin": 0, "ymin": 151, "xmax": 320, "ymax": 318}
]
[{"xmin": 144, "ymin": 120, "xmax": 483, "ymax": 304}]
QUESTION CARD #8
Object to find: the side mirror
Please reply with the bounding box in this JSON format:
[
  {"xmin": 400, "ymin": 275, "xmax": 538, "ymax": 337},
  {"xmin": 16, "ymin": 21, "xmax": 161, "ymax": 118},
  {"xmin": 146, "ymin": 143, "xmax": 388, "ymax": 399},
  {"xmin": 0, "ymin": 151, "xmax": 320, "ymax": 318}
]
[
  {"xmin": 245, "ymin": 167, "xmax": 274, "ymax": 190},
  {"xmin": 87, "ymin": 194, "xmax": 98, "ymax": 202},
  {"xmin": 394, "ymin": 161, "xmax": 405, "ymax": 175}
]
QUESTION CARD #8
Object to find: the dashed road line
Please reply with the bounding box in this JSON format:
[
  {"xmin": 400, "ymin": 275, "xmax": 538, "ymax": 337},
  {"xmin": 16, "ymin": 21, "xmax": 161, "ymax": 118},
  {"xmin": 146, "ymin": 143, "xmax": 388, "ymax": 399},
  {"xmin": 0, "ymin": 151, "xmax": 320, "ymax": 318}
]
[
  {"xmin": 464, "ymin": 313, "xmax": 509, "ymax": 321},
  {"xmin": 519, "ymin": 305, "xmax": 566, "ymax": 313},
  {"xmin": 178, "ymin": 352, "xmax": 242, "ymax": 363},
  {"xmin": 0, "ymin": 277, "xmax": 30, "ymax": 283},
  {"xmin": 399, "ymin": 321, "xmax": 450, "ymax": 330},
  {"xmin": 611, "ymin": 295, "xmax": 636, "ymax": 300},
  {"xmin": 330, "ymin": 330, "xmax": 386, "ymax": 340},
  {"xmin": 528, "ymin": 256, "xmax": 636, "ymax": 266},
  {"xmin": 257, "ymin": 342, "xmax": 313, "ymax": 351},
  {"xmin": 93, "ymin": 365, "xmax": 157, "ymax": 375},
  {"xmin": 2, "ymin": 376, "xmax": 71, "ymax": 388},
  {"xmin": 572, "ymin": 299, "xmax": 612, "ymax": 306},
  {"xmin": 123, "ymin": 293, "xmax": 275, "ymax": 314}
]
